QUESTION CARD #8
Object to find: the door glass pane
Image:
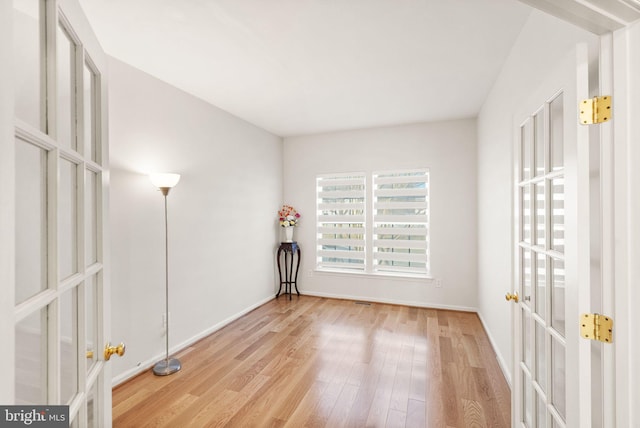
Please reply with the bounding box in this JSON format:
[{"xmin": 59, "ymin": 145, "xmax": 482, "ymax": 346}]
[
  {"xmin": 13, "ymin": 0, "xmax": 43, "ymax": 130},
  {"xmin": 522, "ymin": 249, "xmax": 532, "ymax": 306},
  {"xmin": 61, "ymin": 288, "xmax": 78, "ymax": 404},
  {"xmin": 552, "ymin": 337, "xmax": 566, "ymax": 421},
  {"xmin": 521, "ymin": 119, "xmax": 532, "ymax": 181},
  {"xmin": 83, "ymin": 62, "xmax": 97, "ymax": 162},
  {"xmin": 523, "ymin": 373, "xmax": 532, "ymax": 427},
  {"xmin": 87, "ymin": 380, "xmax": 99, "ymax": 428},
  {"xmin": 60, "ymin": 159, "xmax": 78, "ymax": 279},
  {"xmin": 551, "ymin": 258, "xmax": 566, "ymax": 336},
  {"xmin": 522, "ymin": 185, "xmax": 531, "ymax": 243},
  {"xmin": 537, "ymin": 391, "xmax": 548, "ymax": 428},
  {"xmin": 550, "ymin": 94, "xmax": 564, "ymax": 171},
  {"xmin": 57, "ymin": 24, "xmax": 76, "ymax": 150},
  {"xmin": 86, "ymin": 275, "xmax": 98, "ymax": 373},
  {"xmin": 591, "ymin": 340, "xmax": 604, "ymax": 428},
  {"xmin": 551, "ymin": 177, "xmax": 565, "ymax": 253},
  {"xmin": 15, "ymin": 138, "xmax": 48, "ymax": 304},
  {"xmin": 534, "ymin": 110, "xmax": 545, "ymax": 176},
  {"xmin": 535, "ymin": 320, "xmax": 547, "ymax": 392},
  {"xmin": 86, "ymin": 170, "xmax": 98, "ymax": 265},
  {"xmin": 535, "ymin": 183, "xmax": 546, "ymax": 247},
  {"xmin": 522, "ymin": 309, "xmax": 531, "ymax": 369},
  {"xmin": 15, "ymin": 308, "xmax": 48, "ymax": 404},
  {"xmin": 536, "ymin": 253, "xmax": 546, "ymax": 318}
]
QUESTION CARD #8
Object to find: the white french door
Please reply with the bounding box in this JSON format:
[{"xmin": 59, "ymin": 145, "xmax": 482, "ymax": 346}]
[
  {"xmin": 512, "ymin": 44, "xmax": 593, "ymax": 427},
  {"xmin": 3, "ymin": 0, "xmax": 113, "ymax": 426}
]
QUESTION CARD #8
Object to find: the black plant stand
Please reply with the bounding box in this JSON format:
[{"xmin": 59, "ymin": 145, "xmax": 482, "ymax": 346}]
[{"xmin": 276, "ymin": 242, "xmax": 301, "ymax": 300}]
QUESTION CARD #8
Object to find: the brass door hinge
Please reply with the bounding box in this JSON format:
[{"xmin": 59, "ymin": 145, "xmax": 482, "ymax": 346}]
[
  {"xmin": 579, "ymin": 96, "xmax": 612, "ymax": 125},
  {"xmin": 580, "ymin": 313, "xmax": 613, "ymax": 343}
]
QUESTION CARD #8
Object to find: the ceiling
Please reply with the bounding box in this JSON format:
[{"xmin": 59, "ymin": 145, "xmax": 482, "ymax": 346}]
[{"xmin": 77, "ymin": 0, "xmax": 532, "ymax": 137}]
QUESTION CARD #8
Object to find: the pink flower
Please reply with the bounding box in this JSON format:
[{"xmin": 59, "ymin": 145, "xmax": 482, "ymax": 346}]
[{"xmin": 278, "ymin": 204, "xmax": 300, "ymax": 227}]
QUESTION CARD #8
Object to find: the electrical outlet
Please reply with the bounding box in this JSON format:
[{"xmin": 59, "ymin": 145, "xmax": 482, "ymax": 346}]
[
  {"xmin": 162, "ymin": 313, "xmax": 170, "ymax": 328},
  {"xmin": 434, "ymin": 279, "xmax": 443, "ymax": 288},
  {"xmin": 306, "ymin": 269, "xmax": 313, "ymax": 277}
]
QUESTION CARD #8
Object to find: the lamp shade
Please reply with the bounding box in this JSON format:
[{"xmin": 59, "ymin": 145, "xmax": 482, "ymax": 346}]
[{"xmin": 149, "ymin": 173, "xmax": 181, "ymax": 189}]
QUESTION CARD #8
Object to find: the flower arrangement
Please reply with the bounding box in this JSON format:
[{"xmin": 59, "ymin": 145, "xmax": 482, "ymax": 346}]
[{"xmin": 278, "ymin": 204, "xmax": 300, "ymax": 227}]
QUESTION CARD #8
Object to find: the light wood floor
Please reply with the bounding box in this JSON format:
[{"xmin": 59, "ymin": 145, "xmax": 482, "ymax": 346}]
[{"xmin": 112, "ymin": 296, "xmax": 510, "ymax": 427}]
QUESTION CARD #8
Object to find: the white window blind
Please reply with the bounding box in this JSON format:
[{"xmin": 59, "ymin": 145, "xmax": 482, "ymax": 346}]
[
  {"xmin": 316, "ymin": 174, "xmax": 366, "ymax": 271},
  {"xmin": 373, "ymin": 169, "xmax": 429, "ymax": 274}
]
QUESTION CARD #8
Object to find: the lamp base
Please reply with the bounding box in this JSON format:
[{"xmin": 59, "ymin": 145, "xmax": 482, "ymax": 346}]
[{"xmin": 152, "ymin": 358, "xmax": 182, "ymax": 376}]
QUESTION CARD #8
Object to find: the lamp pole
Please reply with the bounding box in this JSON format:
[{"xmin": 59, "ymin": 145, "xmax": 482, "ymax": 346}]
[{"xmin": 150, "ymin": 174, "xmax": 182, "ymax": 376}]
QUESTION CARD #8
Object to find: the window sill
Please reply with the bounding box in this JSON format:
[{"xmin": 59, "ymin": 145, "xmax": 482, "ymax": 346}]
[{"xmin": 313, "ymin": 268, "xmax": 434, "ymax": 283}]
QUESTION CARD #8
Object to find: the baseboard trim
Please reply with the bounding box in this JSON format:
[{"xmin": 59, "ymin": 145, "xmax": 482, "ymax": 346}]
[
  {"xmin": 111, "ymin": 294, "xmax": 275, "ymax": 387},
  {"xmin": 477, "ymin": 311, "xmax": 512, "ymax": 388},
  {"xmin": 301, "ymin": 290, "xmax": 478, "ymax": 312}
]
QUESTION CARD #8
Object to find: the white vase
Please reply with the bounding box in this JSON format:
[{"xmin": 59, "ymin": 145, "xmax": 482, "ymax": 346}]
[{"xmin": 284, "ymin": 227, "xmax": 294, "ymax": 242}]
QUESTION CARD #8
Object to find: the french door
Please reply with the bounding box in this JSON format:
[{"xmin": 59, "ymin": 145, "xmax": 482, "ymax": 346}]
[
  {"xmin": 3, "ymin": 0, "xmax": 113, "ymax": 426},
  {"xmin": 512, "ymin": 44, "xmax": 594, "ymax": 427}
]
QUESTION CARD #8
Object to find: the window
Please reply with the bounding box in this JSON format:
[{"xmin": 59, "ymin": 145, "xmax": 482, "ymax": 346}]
[
  {"xmin": 373, "ymin": 170, "xmax": 429, "ymax": 274},
  {"xmin": 316, "ymin": 169, "xmax": 430, "ymax": 276},
  {"xmin": 316, "ymin": 173, "xmax": 366, "ymax": 271}
]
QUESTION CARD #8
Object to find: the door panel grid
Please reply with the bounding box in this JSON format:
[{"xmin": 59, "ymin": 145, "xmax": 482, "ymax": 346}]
[
  {"xmin": 12, "ymin": 1, "xmax": 107, "ymax": 425},
  {"xmin": 518, "ymin": 90, "xmax": 567, "ymax": 428}
]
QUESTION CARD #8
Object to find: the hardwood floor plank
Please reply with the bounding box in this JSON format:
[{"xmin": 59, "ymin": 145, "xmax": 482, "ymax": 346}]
[
  {"xmin": 222, "ymin": 360, "xmax": 301, "ymax": 427},
  {"xmin": 364, "ymin": 359, "xmax": 397, "ymax": 427},
  {"xmin": 138, "ymin": 393, "xmax": 199, "ymax": 428},
  {"xmin": 194, "ymin": 375, "xmax": 270, "ymax": 427},
  {"xmin": 112, "ymin": 388, "xmax": 152, "ymax": 418},
  {"xmin": 345, "ymin": 357, "xmax": 385, "ymax": 425},
  {"xmin": 302, "ymin": 374, "xmax": 345, "ymax": 427},
  {"xmin": 388, "ymin": 343, "xmax": 413, "ymax": 412},
  {"xmin": 235, "ymin": 331, "xmax": 279, "ymax": 361},
  {"xmin": 325, "ymin": 383, "xmax": 359, "ymax": 427},
  {"xmin": 471, "ymin": 367, "xmax": 509, "ymax": 428},
  {"xmin": 112, "ymin": 296, "xmax": 510, "ymax": 428},
  {"xmin": 462, "ymin": 398, "xmax": 488, "ymax": 428},
  {"xmin": 282, "ymin": 380, "xmax": 327, "ymax": 428},
  {"xmin": 425, "ymin": 375, "xmax": 446, "ymax": 427},
  {"xmin": 439, "ymin": 336, "xmax": 454, "ymax": 364},
  {"xmin": 442, "ymin": 362, "xmax": 464, "ymax": 428},
  {"xmin": 462, "ymin": 333, "xmax": 484, "ymax": 368},
  {"xmin": 385, "ymin": 408, "xmax": 407, "ymax": 428},
  {"xmin": 406, "ymin": 398, "xmax": 426, "ymax": 428}
]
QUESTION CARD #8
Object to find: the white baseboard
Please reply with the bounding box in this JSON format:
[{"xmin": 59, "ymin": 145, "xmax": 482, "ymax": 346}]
[
  {"xmin": 111, "ymin": 294, "xmax": 275, "ymax": 387},
  {"xmin": 301, "ymin": 290, "xmax": 478, "ymax": 312},
  {"xmin": 477, "ymin": 311, "xmax": 512, "ymax": 388}
]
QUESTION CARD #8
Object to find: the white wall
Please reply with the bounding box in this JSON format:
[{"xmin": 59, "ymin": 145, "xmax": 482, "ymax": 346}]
[
  {"xmin": 108, "ymin": 58, "xmax": 283, "ymax": 384},
  {"xmin": 476, "ymin": 10, "xmax": 597, "ymax": 383},
  {"xmin": 283, "ymin": 119, "xmax": 477, "ymax": 310}
]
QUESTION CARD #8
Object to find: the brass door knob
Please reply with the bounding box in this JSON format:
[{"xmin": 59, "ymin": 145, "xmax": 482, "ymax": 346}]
[
  {"xmin": 104, "ymin": 342, "xmax": 126, "ymax": 361},
  {"xmin": 505, "ymin": 292, "xmax": 519, "ymax": 303}
]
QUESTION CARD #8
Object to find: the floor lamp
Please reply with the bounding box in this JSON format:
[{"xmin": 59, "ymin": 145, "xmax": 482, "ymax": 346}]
[{"xmin": 149, "ymin": 173, "xmax": 182, "ymax": 376}]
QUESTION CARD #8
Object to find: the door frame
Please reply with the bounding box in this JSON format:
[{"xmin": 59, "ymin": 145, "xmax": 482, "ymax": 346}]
[
  {"xmin": 0, "ymin": 0, "xmax": 16, "ymax": 405},
  {"xmin": 513, "ymin": 1, "xmax": 640, "ymax": 425},
  {"xmin": 2, "ymin": 0, "xmax": 639, "ymax": 424},
  {"xmin": 610, "ymin": 18, "xmax": 640, "ymax": 426}
]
